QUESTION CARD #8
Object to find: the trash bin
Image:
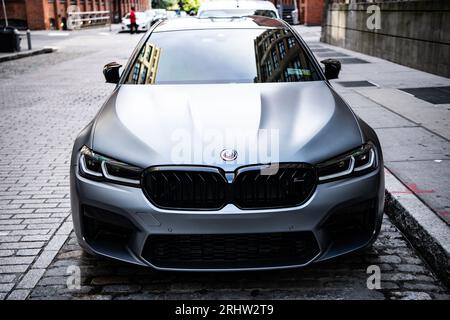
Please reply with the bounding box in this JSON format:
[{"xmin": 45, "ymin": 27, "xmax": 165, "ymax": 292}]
[{"xmin": 0, "ymin": 27, "xmax": 21, "ymax": 53}]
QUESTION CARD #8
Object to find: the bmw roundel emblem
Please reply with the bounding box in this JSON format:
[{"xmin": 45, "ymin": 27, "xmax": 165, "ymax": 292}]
[{"xmin": 220, "ymin": 149, "xmax": 238, "ymax": 161}]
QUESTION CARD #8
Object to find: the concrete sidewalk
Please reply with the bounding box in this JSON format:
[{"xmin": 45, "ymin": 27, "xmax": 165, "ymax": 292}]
[
  {"xmin": 0, "ymin": 25, "xmax": 123, "ymax": 64},
  {"xmin": 295, "ymin": 26, "xmax": 450, "ymax": 284}
]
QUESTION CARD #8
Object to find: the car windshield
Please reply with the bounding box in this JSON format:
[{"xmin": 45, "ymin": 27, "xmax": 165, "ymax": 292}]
[
  {"xmin": 125, "ymin": 28, "xmax": 320, "ymax": 85},
  {"xmin": 199, "ymin": 9, "xmax": 277, "ymax": 18}
]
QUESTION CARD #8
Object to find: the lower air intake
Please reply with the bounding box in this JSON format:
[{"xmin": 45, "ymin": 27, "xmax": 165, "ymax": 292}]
[{"xmin": 142, "ymin": 231, "xmax": 320, "ymax": 269}]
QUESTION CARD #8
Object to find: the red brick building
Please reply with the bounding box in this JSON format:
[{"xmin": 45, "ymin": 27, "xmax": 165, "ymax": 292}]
[
  {"xmin": 0, "ymin": 0, "xmax": 149, "ymax": 30},
  {"xmin": 271, "ymin": 0, "xmax": 324, "ymax": 25}
]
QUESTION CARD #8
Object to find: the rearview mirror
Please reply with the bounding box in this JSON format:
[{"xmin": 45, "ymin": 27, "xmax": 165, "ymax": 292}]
[
  {"xmin": 320, "ymin": 59, "xmax": 341, "ymax": 80},
  {"xmin": 103, "ymin": 62, "xmax": 122, "ymax": 83}
]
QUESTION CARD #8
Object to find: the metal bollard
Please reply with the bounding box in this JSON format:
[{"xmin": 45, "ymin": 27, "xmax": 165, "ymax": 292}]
[{"xmin": 26, "ymin": 29, "xmax": 32, "ymax": 50}]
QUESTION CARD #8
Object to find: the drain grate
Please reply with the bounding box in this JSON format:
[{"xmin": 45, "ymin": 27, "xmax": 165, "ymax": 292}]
[
  {"xmin": 317, "ymin": 52, "xmax": 350, "ymax": 58},
  {"xmin": 400, "ymin": 86, "xmax": 450, "ymax": 104},
  {"xmin": 312, "ymin": 48, "xmax": 336, "ymax": 53},
  {"xmin": 336, "ymin": 81, "xmax": 377, "ymax": 88},
  {"xmin": 338, "ymin": 58, "xmax": 370, "ymax": 64}
]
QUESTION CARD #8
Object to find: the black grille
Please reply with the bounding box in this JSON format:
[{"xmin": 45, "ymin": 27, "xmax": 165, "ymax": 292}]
[
  {"xmin": 142, "ymin": 164, "xmax": 317, "ymax": 210},
  {"xmin": 233, "ymin": 164, "xmax": 316, "ymax": 209},
  {"xmin": 142, "ymin": 167, "xmax": 228, "ymax": 209},
  {"xmin": 142, "ymin": 232, "xmax": 319, "ymax": 269}
]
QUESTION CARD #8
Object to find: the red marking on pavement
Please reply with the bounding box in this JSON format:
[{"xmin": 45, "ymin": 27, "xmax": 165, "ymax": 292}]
[
  {"xmin": 391, "ymin": 183, "xmax": 434, "ymax": 195},
  {"xmin": 440, "ymin": 211, "xmax": 450, "ymax": 216}
]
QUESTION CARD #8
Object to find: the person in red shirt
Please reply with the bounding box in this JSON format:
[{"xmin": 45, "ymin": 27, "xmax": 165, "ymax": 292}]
[{"xmin": 129, "ymin": 6, "xmax": 137, "ymax": 34}]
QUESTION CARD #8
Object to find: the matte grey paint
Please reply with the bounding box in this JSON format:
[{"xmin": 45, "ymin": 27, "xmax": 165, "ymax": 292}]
[
  {"xmin": 90, "ymin": 82, "xmax": 363, "ymax": 170},
  {"xmin": 70, "ymin": 17, "xmax": 384, "ymax": 271}
]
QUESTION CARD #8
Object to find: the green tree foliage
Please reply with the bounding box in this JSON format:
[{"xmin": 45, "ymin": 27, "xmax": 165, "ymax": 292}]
[
  {"xmin": 152, "ymin": 0, "xmax": 177, "ymax": 10},
  {"xmin": 178, "ymin": 0, "xmax": 201, "ymax": 13}
]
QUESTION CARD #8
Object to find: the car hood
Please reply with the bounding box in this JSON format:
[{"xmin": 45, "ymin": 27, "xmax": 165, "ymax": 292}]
[{"xmin": 92, "ymin": 81, "xmax": 363, "ymax": 170}]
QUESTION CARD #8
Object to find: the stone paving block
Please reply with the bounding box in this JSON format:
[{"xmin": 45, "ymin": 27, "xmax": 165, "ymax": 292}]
[
  {"xmin": 0, "ymin": 283, "xmax": 15, "ymax": 292},
  {"xmin": 0, "ymin": 256, "xmax": 35, "ymax": 265},
  {"xmin": 0, "ymin": 225, "xmax": 26, "ymax": 231},
  {"xmin": 7, "ymin": 289, "xmax": 30, "ymax": 300},
  {"xmin": 21, "ymin": 235, "xmax": 52, "ymax": 242},
  {"xmin": 56, "ymin": 222, "xmax": 73, "ymax": 235},
  {"xmin": 0, "ymin": 242, "xmax": 44, "ymax": 250},
  {"xmin": 0, "ymin": 265, "xmax": 28, "ymax": 274},
  {"xmin": 0, "ymin": 250, "xmax": 14, "ymax": 257},
  {"xmin": 16, "ymin": 249, "xmax": 41, "ymax": 256},
  {"xmin": 0, "ymin": 236, "xmax": 22, "ymax": 243},
  {"xmin": 32, "ymin": 250, "xmax": 59, "ymax": 269},
  {"xmin": 45, "ymin": 235, "xmax": 68, "ymax": 251},
  {"xmin": 10, "ymin": 229, "xmax": 51, "ymax": 236},
  {"xmin": 17, "ymin": 269, "xmax": 46, "ymax": 289},
  {"xmin": 0, "ymin": 274, "xmax": 16, "ymax": 283}
]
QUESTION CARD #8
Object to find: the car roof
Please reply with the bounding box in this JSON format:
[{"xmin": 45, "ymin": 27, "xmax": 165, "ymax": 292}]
[
  {"xmin": 199, "ymin": 0, "xmax": 278, "ymax": 11},
  {"xmin": 153, "ymin": 16, "xmax": 287, "ymax": 32}
]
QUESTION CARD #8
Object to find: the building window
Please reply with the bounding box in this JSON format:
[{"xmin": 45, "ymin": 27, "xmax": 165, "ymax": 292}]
[
  {"xmin": 278, "ymin": 42, "xmax": 286, "ymax": 59},
  {"xmin": 293, "ymin": 59, "xmax": 302, "ymax": 70},
  {"xmin": 140, "ymin": 67, "xmax": 148, "ymax": 84},
  {"xmin": 145, "ymin": 46, "xmax": 152, "ymax": 62},
  {"xmin": 271, "ymin": 49, "xmax": 279, "ymax": 69},
  {"xmin": 132, "ymin": 63, "xmax": 140, "ymax": 82},
  {"xmin": 284, "ymin": 69, "xmax": 290, "ymax": 82},
  {"xmin": 266, "ymin": 61, "xmax": 272, "ymax": 76},
  {"xmin": 287, "ymin": 37, "xmax": 296, "ymax": 49}
]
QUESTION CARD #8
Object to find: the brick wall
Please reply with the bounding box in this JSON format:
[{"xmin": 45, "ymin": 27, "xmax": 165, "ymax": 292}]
[
  {"xmin": 269, "ymin": 0, "xmax": 324, "ymax": 25},
  {"xmin": 0, "ymin": 0, "xmax": 27, "ymax": 26},
  {"xmin": 0, "ymin": 0, "xmax": 149, "ymax": 30},
  {"xmin": 26, "ymin": 0, "xmax": 49, "ymax": 30},
  {"xmin": 304, "ymin": 0, "xmax": 324, "ymax": 26}
]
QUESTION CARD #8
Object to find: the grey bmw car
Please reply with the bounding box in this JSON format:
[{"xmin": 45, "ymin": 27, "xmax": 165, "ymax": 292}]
[{"xmin": 70, "ymin": 16, "xmax": 384, "ymax": 271}]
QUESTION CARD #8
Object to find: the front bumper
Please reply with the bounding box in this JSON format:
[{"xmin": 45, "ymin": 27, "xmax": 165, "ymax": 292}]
[{"xmin": 70, "ymin": 165, "xmax": 384, "ymax": 271}]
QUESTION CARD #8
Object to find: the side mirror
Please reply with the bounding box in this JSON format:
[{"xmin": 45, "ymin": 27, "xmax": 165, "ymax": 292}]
[
  {"xmin": 103, "ymin": 62, "xmax": 122, "ymax": 83},
  {"xmin": 321, "ymin": 59, "xmax": 341, "ymax": 80}
]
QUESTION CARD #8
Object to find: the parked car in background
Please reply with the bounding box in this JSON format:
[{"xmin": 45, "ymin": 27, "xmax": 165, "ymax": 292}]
[
  {"xmin": 166, "ymin": 11, "xmax": 188, "ymax": 19},
  {"xmin": 151, "ymin": 9, "xmax": 168, "ymax": 24},
  {"xmin": 198, "ymin": 0, "xmax": 280, "ymax": 19},
  {"xmin": 121, "ymin": 11, "xmax": 153, "ymax": 32},
  {"xmin": 166, "ymin": 11, "xmax": 177, "ymax": 19}
]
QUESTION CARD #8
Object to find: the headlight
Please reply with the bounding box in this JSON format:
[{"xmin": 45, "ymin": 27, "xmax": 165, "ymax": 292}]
[
  {"xmin": 317, "ymin": 142, "xmax": 377, "ymax": 182},
  {"xmin": 79, "ymin": 146, "xmax": 142, "ymax": 187}
]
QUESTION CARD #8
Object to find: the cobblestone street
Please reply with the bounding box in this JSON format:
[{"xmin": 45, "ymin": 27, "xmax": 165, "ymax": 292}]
[
  {"xmin": 29, "ymin": 217, "xmax": 449, "ymax": 300},
  {"xmin": 0, "ymin": 29, "xmax": 139, "ymax": 299},
  {"xmin": 0, "ymin": 26, "xmax": 449, "ymax": 300}
]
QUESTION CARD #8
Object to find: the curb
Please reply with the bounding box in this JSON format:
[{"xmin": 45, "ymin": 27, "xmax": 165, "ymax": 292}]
[
  {"xmin": 5, "ymin": 216, "xmax": 73, "ymax": 300},
  {"xmin": 0, "ymin": 47, "xmax": 56, "ymax": 63},
  {"xmin": 384, "ymin": 168, "xmax": 450, "ymax": 288}
]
